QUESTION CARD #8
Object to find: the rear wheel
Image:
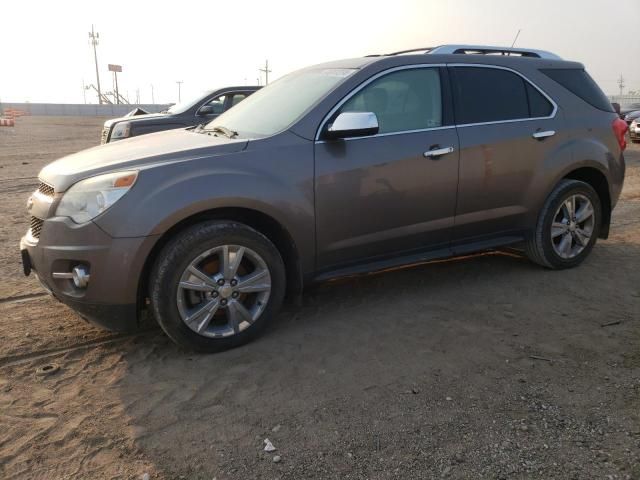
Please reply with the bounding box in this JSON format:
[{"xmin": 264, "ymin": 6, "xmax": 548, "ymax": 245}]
[
  {"xmin": 525, "ymin": 179, "xmax": 601, "ymax": 269},
  {"xmin": 150, "ymin": 221, "xmax": 286, "ymax": 352}
]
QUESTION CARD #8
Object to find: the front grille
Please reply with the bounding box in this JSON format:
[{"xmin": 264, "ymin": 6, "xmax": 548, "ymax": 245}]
[
  {"xmin": 30, "ymin": 216, "xmax": 44, "ymax": 239},
  {"xmin": 37, "ymin": 181, "xmax": 55, "ymax": 197}
]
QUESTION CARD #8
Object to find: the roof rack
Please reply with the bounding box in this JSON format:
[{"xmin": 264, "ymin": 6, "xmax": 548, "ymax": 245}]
[{"xmin": 384, "ymin": 44, "xmax": 562, "ymax": 60}]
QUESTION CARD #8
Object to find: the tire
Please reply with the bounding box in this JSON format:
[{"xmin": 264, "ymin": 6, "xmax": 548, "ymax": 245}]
[
  {"xmin": 525, "ymin": 179, "xmax": 602, "ymax": 269},
  {"xmin": 149, "ymin": 221, "xmax": 286, "ymax": 352}
]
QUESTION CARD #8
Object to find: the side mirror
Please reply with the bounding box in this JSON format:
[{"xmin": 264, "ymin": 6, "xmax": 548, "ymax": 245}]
[
  {"xmin": 197, "ymin": 105, "xmax": 215, "ymax": 116},
  {"xmin": 325, "ymin": 112, "xmax": 379, "ymax": 139}
]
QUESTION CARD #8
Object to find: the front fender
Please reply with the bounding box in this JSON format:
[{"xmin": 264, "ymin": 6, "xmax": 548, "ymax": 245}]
[{"xmin": 95, "ymin": 144, "xmax": 315, "ymax": 272}]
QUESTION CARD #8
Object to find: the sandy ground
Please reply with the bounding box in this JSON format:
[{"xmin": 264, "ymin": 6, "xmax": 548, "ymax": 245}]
[{"xmin": 0, "ymin": 116, "xmax": 638, "ymax": 480}]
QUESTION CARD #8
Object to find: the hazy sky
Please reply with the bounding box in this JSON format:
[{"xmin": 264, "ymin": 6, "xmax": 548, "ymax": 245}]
[{"xmin": 1, "ymin": 0, "xmax": 638, "ymax": 104}]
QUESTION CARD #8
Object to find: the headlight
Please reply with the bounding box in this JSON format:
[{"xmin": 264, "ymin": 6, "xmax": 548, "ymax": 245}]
[
  {"xmin": 110, "ymin": 121, "xmax": 131, "ymax": 141},
  {"xmin": 56, "ymin": 171, "xmax": 138, "ymax": 223}
]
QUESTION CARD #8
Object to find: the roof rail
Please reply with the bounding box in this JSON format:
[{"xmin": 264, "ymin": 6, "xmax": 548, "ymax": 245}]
[{"xmin": 384, "ymin": 45, "xmax": 562, "ymax": 60}]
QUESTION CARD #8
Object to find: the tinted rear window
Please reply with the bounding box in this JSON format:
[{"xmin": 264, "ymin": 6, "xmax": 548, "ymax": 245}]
[
  {"xmin": 540, "ymin": 69, "xmax": 614, "ymax": 112},
  {"xmin": 452, "ymin": 67, "xmax": 553, "ymax": 124}
]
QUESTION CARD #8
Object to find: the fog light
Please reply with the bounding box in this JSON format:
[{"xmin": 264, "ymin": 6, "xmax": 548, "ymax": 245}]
[{"xmin": 72, "ymin": 266, "xmax": 90, "ymax": 288}]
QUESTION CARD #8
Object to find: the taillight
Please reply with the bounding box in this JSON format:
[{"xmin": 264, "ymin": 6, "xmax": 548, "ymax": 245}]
[{"xmin": 612, "ymin": 118, "xmax": 628, "ymax": 151}]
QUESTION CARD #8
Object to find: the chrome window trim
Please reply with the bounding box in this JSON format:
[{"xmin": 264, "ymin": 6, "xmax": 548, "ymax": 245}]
[
  {"xmin": 314, "ymin": 63, "xmax": 558, "ymax": 141},
  {"xmin": 315, "ymin": 63, "xmax": 446, "ymax": 141},
  {"xmin": 316, "ymin": 125, "xmax": 456, "ymax": 144},
  {"xmin": 448, "ymin": 63, "xmax": 558, "ymax": 128}
]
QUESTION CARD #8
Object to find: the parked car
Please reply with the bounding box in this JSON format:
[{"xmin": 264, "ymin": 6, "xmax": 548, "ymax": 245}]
[
  {"xmin": 22, "ymin": 44, "xmax": 626, "ymax": 351},
  {"xmin": 101, "ymin": 86, "xmax": 260, "ymax": 144},
  {"xmin": 630, "ymin": 119, "xmax": 640, "ymax": 143},
  {"xmin": 624, "ymin": 110, "xmax": 640, "ymax": 126},
  {"xmin": 621, "ymin": 103, "xmax": 640, "ymax": 116}
]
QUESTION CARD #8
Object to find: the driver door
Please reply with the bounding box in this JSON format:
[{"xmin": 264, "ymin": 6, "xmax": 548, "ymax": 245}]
[{"xmin": 314, "ymin": 66, "xmax": 459, "ymax": 270}]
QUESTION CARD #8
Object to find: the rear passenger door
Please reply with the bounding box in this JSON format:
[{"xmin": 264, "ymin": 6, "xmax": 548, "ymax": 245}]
[{"xmin": 450, "ymin": 65, "xmax": 566, "ymax": 249}]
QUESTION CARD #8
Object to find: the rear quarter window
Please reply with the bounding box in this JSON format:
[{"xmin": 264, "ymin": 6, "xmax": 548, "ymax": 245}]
[{"xmin": 540, "ymin": 68, "xmax": 614, "ymax": 112}]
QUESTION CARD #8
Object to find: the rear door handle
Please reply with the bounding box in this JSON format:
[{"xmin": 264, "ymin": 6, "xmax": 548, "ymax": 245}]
[
  {"xmin": 423, "ymin": 146, "xmax": 454, "ymax": 158},
  {"xmin": 532, "ymin": 130, "xmax": 555, "ymax": 140}
]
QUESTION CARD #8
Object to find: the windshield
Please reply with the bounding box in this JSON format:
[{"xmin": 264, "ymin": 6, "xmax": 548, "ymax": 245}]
[
  {"xmin": 166, "ymin": 90, "xmax": 213, "ymax": 114},
  {"xmin": 205, "ymin": 68, "xmax": 356, "ymax": 138}
]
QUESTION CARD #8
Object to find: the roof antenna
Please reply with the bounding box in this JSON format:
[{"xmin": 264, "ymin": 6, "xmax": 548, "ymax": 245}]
[{"xmin": 510, "ymin": 29, "xmax": 521, "ymax": 48}]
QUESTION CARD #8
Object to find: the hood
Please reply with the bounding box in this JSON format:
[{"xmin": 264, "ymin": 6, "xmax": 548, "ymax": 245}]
[
  {"xmin": 103, "ymin": 112, "xmax": 167, "ymax": 128},
  {"xmin": 40, "ymin": 128, "xmax": 248, "ymax": 191}
]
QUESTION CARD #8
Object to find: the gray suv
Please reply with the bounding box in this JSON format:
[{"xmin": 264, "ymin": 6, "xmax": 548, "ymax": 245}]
[{"xmin": 21, "ymin": 45, "xmax": 626, "ymax": 351}]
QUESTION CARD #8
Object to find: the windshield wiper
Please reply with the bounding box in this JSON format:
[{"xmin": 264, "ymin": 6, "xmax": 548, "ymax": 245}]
[{"xmin": 207, "ymin": 125, "xmax": 238, "ymax": 138}]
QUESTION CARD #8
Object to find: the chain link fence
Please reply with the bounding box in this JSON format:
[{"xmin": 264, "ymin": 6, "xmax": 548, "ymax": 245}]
[
  {"xmin": 0, "ymin": 102, "xmax": 170, "ymax": 117},
  {"xmin": 608, "ymin": 95, "xmax": 640, "ymax": 109}
]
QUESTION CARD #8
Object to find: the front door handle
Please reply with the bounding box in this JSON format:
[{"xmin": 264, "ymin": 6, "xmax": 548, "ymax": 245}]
[
  {"xmin": 423, "ymin": 146, "xmax": 454, "ymax": 159},
  {"xmin": 532, "ymin": 130, "xmax": 555, "ymax": 140}
]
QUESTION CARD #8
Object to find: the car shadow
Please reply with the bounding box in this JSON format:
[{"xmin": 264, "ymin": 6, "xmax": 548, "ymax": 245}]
[{"xmin": 107, "ymin": 239, "xmax": 640, "ymax": 478}]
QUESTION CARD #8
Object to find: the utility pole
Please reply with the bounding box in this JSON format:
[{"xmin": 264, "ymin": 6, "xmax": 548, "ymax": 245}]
[
  {"xmin": 617, "ymin": 74, "xmax": 625, "ymax": 96},
  {"xmin": 89, "ymin": 25, "xmax": 102, "ymax": 104},
  {"xmin": 176, "ymin": 81, "xmax": 183, "ymax": 102},
  {"xmin": 82, "ymin": 79, "xmax": 87, "ymax": 104},
  {"xmin": 151, "ymin": 84, "xmax": 155, "ymax": 104},
  {"xmin": 259, "ymin": 60, "xmax": 272, "ymax": 85}
]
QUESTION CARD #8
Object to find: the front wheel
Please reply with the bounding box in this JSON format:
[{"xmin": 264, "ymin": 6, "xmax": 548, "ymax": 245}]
[
  {"xmin": 525, "ymin": 179, "xmax": 602, "ymax": 269},
  {"xmin": 149, "ymin": 221, "xmax": 286, "ymax": 352}
]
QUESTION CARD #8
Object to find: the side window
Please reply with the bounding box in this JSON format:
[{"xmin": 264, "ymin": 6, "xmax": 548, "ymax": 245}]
[
  {"xmin": 453, "ymin": 67, "xmax": 529, "ymax": 124},
  {"xmin": 206, "ymin": 95, "xmax": 227, "ymax": 114},
  {"xmin": 227, "ymin": 93, "xmax": 247, "ymax": 110},
  {"xmin": 526, "ymin": 83, "xmax": 553, "ymax": 117},
  {"xmin": 336, "ymin": 68, "xmax": 442, "ymax": 134}
]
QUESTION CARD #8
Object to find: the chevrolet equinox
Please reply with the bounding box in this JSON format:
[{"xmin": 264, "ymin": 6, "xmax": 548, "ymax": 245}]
[{"xmin": 21, "ymin": 45, "xmax": 627, "ymax": 351}]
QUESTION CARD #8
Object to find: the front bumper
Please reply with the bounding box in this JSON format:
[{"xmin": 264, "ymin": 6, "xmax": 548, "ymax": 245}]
[{"xmin": 20, "ymin": 217, "xmax": 159, "ymax": 332}]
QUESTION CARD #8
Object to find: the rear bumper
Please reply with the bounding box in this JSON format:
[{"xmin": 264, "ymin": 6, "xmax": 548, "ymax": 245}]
[{"xmin": 20, "ymin": 217, "xmax": 159, "ymax": 332}]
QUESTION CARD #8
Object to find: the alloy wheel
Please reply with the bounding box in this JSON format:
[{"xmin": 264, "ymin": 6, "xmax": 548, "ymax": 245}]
[
  {"xmin": 176, "ymin": 245, "xmax": 272, "ymax": 337},
  {"xmin": 550, "ymin": 194, "xmax": 595, "ymax": 259}
]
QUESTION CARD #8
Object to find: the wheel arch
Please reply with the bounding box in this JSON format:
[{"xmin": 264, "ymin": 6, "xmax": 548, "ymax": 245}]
[
  {"xmin": 137, "ymin": 207, "xmax": 304, "ymax": 312},
  {"xmin": 561, "ymin": 166, "xmax": 611, "ymax": 239}
]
